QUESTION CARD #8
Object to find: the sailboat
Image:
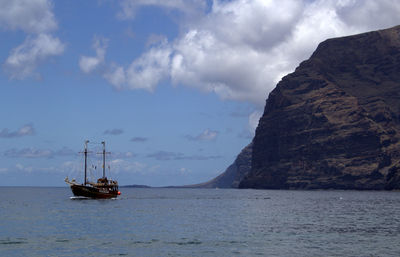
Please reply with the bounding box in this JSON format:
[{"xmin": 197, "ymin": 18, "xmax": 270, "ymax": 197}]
[{"xmin": 65, "ymin": 140, "xmax": 121, "ymax": 199}]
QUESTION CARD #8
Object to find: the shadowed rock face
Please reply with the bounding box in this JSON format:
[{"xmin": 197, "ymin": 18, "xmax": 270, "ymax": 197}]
[{"xmin": 239, "ymin": 25, "xmax": 400, "ymax": 190}]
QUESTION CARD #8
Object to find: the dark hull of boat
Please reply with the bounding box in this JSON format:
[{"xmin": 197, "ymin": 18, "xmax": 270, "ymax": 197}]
[{"xmin": 70, "ymin": 184, "xmax": 118, "ymax": 199}]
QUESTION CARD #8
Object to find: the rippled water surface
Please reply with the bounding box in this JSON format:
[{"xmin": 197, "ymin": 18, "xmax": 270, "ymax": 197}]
[{"xmin": 1, "ymin": 187, "xmax": 399, "ymax": 256}]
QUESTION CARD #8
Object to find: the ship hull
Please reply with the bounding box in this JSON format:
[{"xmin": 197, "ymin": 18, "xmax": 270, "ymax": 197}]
[{"xmin": 70, "ymin": 184, "xmax": 118, "ymax": 199}]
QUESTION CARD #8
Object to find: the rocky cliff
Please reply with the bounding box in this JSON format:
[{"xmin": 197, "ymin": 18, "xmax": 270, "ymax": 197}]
[
  {"xmin": 239, "ymin": 25, "xmax": 400, "ymax": 190},
  {"xmin": 189, "ymin": 143, "xmax": 252, "ymax": 188}
]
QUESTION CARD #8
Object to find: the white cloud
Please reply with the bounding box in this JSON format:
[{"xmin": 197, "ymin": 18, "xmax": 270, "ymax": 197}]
[
  {"xmin": 103, "ymin": 64, "xmax": 126, "ymax": 89},
  {"xmin": 112, "ymin": 151, "xmax": 136, "ymax": 159},
  {"xmin": 107, "ymin": 0, "xmax": 400, "ymax": 108},
  {"xmin": 249, "ymin": 110, "xmax": 263, "ymax": 133},
  {"xmin": 4, "ymin": 148, "xmax": 52, "ymax": 158},
  {"xmin": 126, "ymin": 41, "xmax": 172, "ymax": 91},
  {"xmin": 179, "ymin": 167, "xmax": 191, "ymax": 174},
  {"xmin": 79, "ymin": 37, "xmax": 108, "ymax": 73},
  {"xmin": 186, "ymin": 129, "xmax": 218, "ymax": 141},
  {"xmin": 79, "ymin": 57, "xmax": 101, "ymax": 74},
  {"xmin": 58, "ymin": 161, "xmax": 82, "ymax": 175},
  {"xmin": 117, "ymin": 0, "xmax": 206, "ymax": 20},
  {"xmin": 1, "ymin": 0, "xmax": 65, "ymax": 79},
  {"xmin": 0, "ymin": 0, "xmax": 57, "ymax": 33},
  {"xmin": 335, "ymin": 0, "xmax": 400, "ymax": 30},
  {"xmin": 15, "ymin": 163, "xmax": 33, "ymax": 173},
  {"xmin": 110, "ymin": 159, "xmax": 148, "ymax": 174},
  {"xmin": 0, "ymin": 123, "xmax": 35, "ymax": 138},
  {"xmin": 198, "ymin": 129, "xmax": 218, "ymax": 141},
  {"xmin": 146, "ymin": 34, "xmax": 168, "ymax": 47},
  {"xmin": 3, "ymin": 146, "xmax": 76, "ymax": 159},
  {"xmin": 170, "ymin": 28, "xmax": 275, "ymax": 104},
  {"xmin": 105, "ymin": 40, "xmax": 172, "ymax": 91},
  {"xmin": 4, "ymin": 34, "xmax": 64, "ymax": 79}
]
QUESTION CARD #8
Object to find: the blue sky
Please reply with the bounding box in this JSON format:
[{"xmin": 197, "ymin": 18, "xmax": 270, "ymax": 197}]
[{"xmin": 1, "ymin": 0, "xmax": 399, "ymax": 186}]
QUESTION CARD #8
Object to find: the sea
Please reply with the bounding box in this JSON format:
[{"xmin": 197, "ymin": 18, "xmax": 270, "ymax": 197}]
[{"xmin": 0, "ymin": 187, "xmax": 399, "ymax": 257}]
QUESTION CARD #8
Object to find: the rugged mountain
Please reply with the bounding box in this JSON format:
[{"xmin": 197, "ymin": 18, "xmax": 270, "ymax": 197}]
[
  {"xmin": 239, "ymin": 25, "xmax": 400, "ymax": 190},
  {"xmin": 190, "ymin": 143, "xmax": 252, "ymax": 188}
]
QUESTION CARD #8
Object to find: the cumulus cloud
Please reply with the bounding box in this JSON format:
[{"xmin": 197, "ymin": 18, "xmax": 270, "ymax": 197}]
[
  {"xmin": 0, "ymin": 0, "xmax": 57, "ymax": 33},
  {"xmin": 105, "ymin": 0, "xmax": 400, "ymax": 108},
  {"xmin": 4, "ymin": 34, "xmax": 65, "ymax": 79},
  {"xmin": 1, "ymin": 0, "xmax": 65, "ymax": 79},
  {"xmin": 104, "ymin": 40, "xmax": 172, "ymax": 91},
  {"xmin": 186, "ymin": 129, "xmax": 218, "ymax": 141},
  {"xmin": 0, "ymin": 123, "xmax": 35, "ymax": 138},
  {"xmin": 79, "ymin": 37, "xmax": 108, "ymax": 73},
  {"xmin": 103, "ymin": 128, "xmax": 124, "ymax": 135},
  {"xmin": 334, "ymin": 0, "xmax": 400, "ymax": 30}
]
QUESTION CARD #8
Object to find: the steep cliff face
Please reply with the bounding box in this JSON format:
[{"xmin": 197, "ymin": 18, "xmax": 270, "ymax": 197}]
[
  {"xmin": 191, "ymin": 143, "xmax": 252, "ymax": 188},
  {"xmin": 239, "ymin": 25, "xmax": 400, "ymax": 190}
]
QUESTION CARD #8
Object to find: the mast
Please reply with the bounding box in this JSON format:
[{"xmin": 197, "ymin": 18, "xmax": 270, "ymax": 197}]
[
  {"xmin": 84, "ymin": 140, "xmax": 89, "ymax": 185},
  {"xmin": 102, "ymin": 141, "xmax": 106, "ymax": 178}
]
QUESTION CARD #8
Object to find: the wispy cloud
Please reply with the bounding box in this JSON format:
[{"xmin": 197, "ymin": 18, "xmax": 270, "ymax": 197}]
[
  {"xmin": 103, "ymin": 128, "xmax": 124, "ymax": 135},
  {"xmin": 0, "ymin": 123, "xmax": 35, "ymax": 138},
  {"xmin": 130, "ymin": 137, "xmax": 148, "ymax": 142},
  {"xmin": 186, "ymin": 129, "xmax": 218, "ymax": 141},
  {"xmin": 179, "ymin": 167, "xmax": 191, "ymax": 174},
  {"xmin": 55, "ymin": 147, "xmax": 76, "ymax": 157},
  {"xmin": 146, "ymin": 150, "xmax": 221, "ymax": 161},
  {"xmin": 0, "ymin": 167, "xmax": 9, "ymax": 174},
  {"xmin": 146, "ymin": 34, "xmax": 168, "ymax": 48},
  {"xmin": 3, "ymin": 146, "xmax": 76, "ymax": 159},
  {"xmin": 238, "ymin": 130, "xmax": 254, "ymax": 140},
  {"xmin": 0, "ymin": 161, "xmax": 77, "ymax": 175},
  {"xmin": 15, "ymin": 163, "xmax": 33, "ymax": 173},
  {"xmin": 5, "ymin": 148, "xmax": 52, "ymax": 158},
  {"xmin": 112, "ymin": 151, "xmax": 136, "ymax": 159},
  {"xmin": 109, "ymin": 159, "xmax": 148, "ymax": 174}
]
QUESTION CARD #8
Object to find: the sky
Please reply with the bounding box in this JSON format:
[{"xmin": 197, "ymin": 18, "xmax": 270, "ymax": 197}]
[{"xmin": 0, "ymin": 0, "xmax": 400, "ymax": 186}]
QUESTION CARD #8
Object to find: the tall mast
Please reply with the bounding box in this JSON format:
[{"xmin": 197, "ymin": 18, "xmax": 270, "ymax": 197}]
[
  {"xmin": 102, "ymin": 141, "xmax": 106, "ymax": 178},
  {"xmin": 84, "ymin": 140, "xmax": 89, "ymax": 185}
]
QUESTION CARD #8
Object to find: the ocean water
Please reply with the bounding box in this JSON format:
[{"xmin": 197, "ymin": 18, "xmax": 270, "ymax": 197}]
[{"xmin": 0, "ymin": 187, "xmax": 399, "ymax": 257}]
